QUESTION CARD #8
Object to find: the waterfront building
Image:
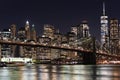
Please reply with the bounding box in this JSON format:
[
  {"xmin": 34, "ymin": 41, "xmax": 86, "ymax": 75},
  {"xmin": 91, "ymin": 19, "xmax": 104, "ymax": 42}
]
[
  {"xmin": 17, "ymin": 27, "xmax": 27, "ymax": 57},
  {"xmin": 23, "ymin": 40, "xmax": 37, "ymax": 59},
  {"xmin": 37, "ymin": 37, "xmax": 51, "ymax": 60},
  {"xmin": 110, "ymin": 19, "xmax": 120, "ymax": 54},
  {"xmin": 60, "ymin": 35, "xmax": 69, "ymax": 59},
  {"xmin": 67, "ymin": 32, "xmax": 80, "ymax": 59},
  {"xmin": 42, "ymin": 24, "xmax": 64, "ymax": 60},
  {"xmin": 100, "ymin": 2, "xmax": 109, "ymax": 49},
  {"xmin": 51, "ymin": 32, "xmax": 62, "ymax": 59},
  {"xmin": 0, "ymin": 29, "xmax": 12, "ymax": 57},
  {"xmin": 59, "ymin": 33, "xmax": 77, "ymax": 60},
  {"xmin": 0, "ymin": 29, "xmax": 11, "ymax": 41}
]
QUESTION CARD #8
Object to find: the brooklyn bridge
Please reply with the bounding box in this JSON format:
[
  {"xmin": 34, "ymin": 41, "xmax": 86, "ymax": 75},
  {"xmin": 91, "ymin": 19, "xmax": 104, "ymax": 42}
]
[{"xmin": 0, "ymin": 39, "xmax": 120, "ymax": 65}]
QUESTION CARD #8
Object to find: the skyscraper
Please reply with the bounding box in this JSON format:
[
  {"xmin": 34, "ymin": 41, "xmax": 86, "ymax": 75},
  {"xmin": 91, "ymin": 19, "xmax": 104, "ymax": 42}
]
[
  {"xmin": 43, "ymin": 24, "xmax": 55, "ymax": 39},
  {"xmin": 17, "ymin": 27, "xmax": 26, "ymax": 41},
  {"xmin": 10, "ymin": 24, "xmax": 17, "ymax": 57},
  {"xmin": 100, "ymin": 2, "xmax": 109, "ymax": 49},
  {"xmin": 0, "ymin": 29, "xmax": 12, "ymax": 57},
  {"xmin": 25, "ymin": 21, "xmax": 30, "ymax": 40},
  {"xmin": 31, "ymin": 24, "xmax": 37, "ymax": 41},
  {"xmin": 80, "ymin": 20, "xmax": 90, "ymax": 38},
  {"xmin": 110, "ymin": 19, "xmax": 119, "ymax": 54},
  {"xmin": 10, "ymin": 24, "xmax": 16, "ymax": 40},
  {"xmin": 71, "ymin": 20, "xmax": 90, "ymax": 39}
]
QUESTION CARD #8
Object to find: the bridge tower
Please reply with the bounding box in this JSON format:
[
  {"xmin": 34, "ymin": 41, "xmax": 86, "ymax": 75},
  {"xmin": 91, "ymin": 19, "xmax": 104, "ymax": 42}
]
[{"xmin": 82, "ymin": 37, "xmax": 96, "ymax": 64}]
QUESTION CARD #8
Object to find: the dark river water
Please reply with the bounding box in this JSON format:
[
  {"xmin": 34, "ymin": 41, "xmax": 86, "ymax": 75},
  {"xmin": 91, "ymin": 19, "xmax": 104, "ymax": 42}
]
[{"xmin": 0, "ymin": 64, "xmax": 120, "ymax": 80}]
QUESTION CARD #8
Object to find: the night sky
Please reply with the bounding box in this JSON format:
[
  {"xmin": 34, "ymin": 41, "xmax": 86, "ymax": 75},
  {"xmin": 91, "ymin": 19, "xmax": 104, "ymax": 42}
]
[{"xmin": 0, "ymin": 0, "xmax": 120, "ymax": 40}]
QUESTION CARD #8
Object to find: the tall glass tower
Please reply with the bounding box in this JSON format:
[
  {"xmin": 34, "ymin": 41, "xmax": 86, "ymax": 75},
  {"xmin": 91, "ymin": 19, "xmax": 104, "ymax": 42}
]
[{"xmin": 100, "ymin": 2, "xmax": 109, "ymax": 49}]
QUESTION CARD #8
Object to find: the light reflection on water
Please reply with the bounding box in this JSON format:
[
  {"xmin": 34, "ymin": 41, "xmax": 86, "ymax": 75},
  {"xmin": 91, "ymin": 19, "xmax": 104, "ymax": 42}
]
[{"xmin": 0, "ymin": 64, "xmax": 120, "ymax": 80}]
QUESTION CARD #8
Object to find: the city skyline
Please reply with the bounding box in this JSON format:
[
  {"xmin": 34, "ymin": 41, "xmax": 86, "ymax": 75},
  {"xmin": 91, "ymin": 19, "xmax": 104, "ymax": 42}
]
[{"xmin": 0, "ymin": 0, "xmax": 120, "ymax": 40}]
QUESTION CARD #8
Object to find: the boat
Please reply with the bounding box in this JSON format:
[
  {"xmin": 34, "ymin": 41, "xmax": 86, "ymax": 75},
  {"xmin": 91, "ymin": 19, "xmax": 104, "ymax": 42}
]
[
  {"xmin": 0, "ymin": 62, "xmax": 7, "ymax": 67},
  {"xmin": 25, "ymin": 61, "xmax": 34, "ymax": 66},
  {"xmin": 1, "ymin": 57, "xmax": 33, "ymax": 66}
]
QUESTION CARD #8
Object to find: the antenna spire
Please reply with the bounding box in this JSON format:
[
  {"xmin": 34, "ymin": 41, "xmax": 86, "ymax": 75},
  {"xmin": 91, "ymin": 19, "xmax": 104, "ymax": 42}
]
[
  {"xmin": 26, "ymin": 20, "xmax": 29, "ymax": 25},
  {"xmin": 103, "ymin": 2, "xmax": 105, "ymax": 16}
]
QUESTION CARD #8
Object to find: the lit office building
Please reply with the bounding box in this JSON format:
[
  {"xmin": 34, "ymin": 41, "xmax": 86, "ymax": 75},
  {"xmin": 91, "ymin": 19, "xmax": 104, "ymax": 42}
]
[
  {"xmin": 66, "ymin": 32, "xmax": 78, "ymax": 59},
  {"xmin": 17, "ymin": 27, "xmax": 26, "ymax": 41},
  {"xmin": 17, "ymin": 27, "xmax": 26, "ymax": 57},
  {"xmin": 100, "ymin": 2, "xmax": 109, "ymax": 49},
  {"xmin": 67, "ymin": 32, "xmax": 76, "ymax": 46},
  {"xmin": 10, "ymin": 24, "xmax": 17, "ymax": 57},
  {"xmin": 38, "ymin": 36, "xmax": 51, "ymax": 45},
  {"xmin": 52, "ymin": 32, "xmax": 62, "ymax": 46},
  {"xmin": 71, "ymin": 26, "xmax": 77, "ymax": 35},
  {"xmin": 43, "ymin": 24, "xmax": 55, "ymax": 39},
  {"xmin": 71, "ymin": 20, "xmax": 90, "ymax": 39},
  {"xmin": 0, "ymin": 29, "xmax": 12, "ymax": 57},
  {"xmin": 37, "ymin": 37, "xmax": 51, "ymax": 60},
  {"xmin": 80, "ymin": 20, "xmax": 90, "ymax": 38},
  {"xmin": 51, "ymin": 32, "xmax": 63, "ymax": 59},
  {"xmin": 42, "ymin": 24, "xmax": 59, "ymax": 60},
  {"xmin": 0, "ymin": 29, "xmax": 11, "ymax": 41},
  {"xmin": 31, "ymin": 24, "xmax": 37, "ymax": 42},
  {"xmin": 18, "ymin": 22, "xmax": 37, "ymax": 58},
  {"xmin": 10, "ymin": 24, "xmax": 16, "ymax": 40},
  {"xmin": 70, "ymin": 21, "xmax": 91, "ymax": 59},
  {"xmin": 25, "ymin": 21, "xmax": 30, "ymax": 40},
  {"xmin": 71, "ymin": 25, "xmax": 81, "ymax": 39},
  {"xmin": 23, "ymin": 40, "xmax": 37, "ymax": 59},
  {"xmin": 18, "ymin": 23, "xmax": 37, "ymax": 58},
  {"xmin": 110, "ymin": 19, "xmax": 120, "ymax": 54}
]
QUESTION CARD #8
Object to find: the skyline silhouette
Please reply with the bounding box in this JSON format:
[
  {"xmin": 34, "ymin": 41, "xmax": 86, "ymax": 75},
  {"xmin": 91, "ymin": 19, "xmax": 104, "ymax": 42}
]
[{"xmin": 0, "ymin": 0, "xmax": 120, "ymax": 40}]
